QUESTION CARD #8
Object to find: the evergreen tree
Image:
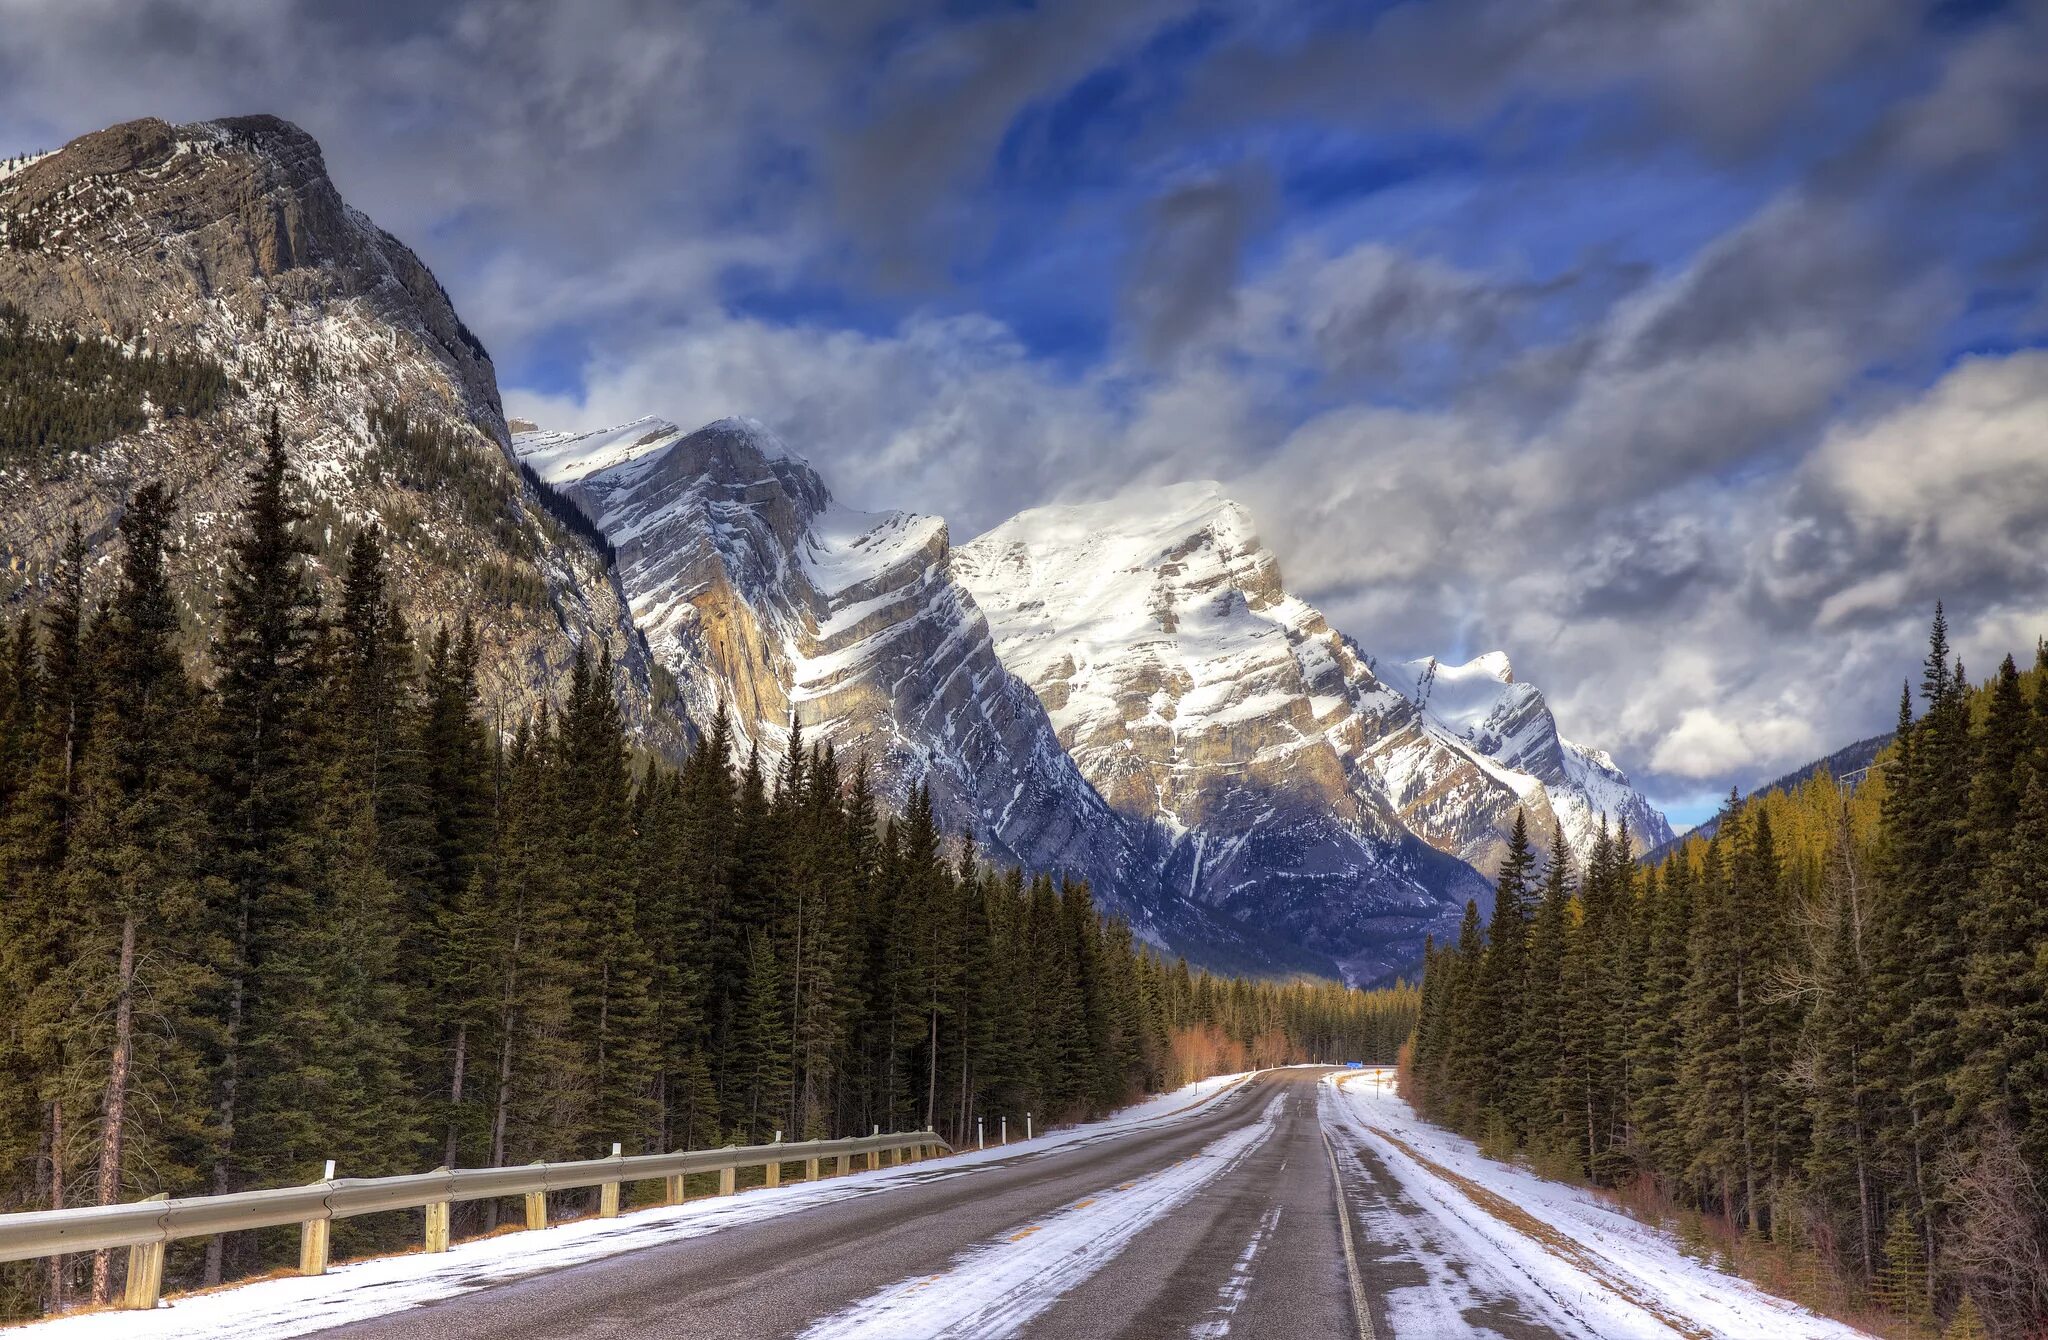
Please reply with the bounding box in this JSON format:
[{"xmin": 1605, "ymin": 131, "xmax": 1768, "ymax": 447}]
[
  {"xmin": 1475, "ymin": 811, "xmax": 1533, "ymax": 1133},
  {"xmin": 59, "ymin": 485, "xmax": 216, "ymax": 1301},
  {"xmin": 205, "ymin": 415, "xmax": 327, "ymax": 1280}
]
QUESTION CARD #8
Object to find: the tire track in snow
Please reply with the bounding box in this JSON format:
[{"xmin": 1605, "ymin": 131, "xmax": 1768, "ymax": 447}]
[
  {"xmin": 800, "ymin": 1094, "xmax": 1284, "ymax": 1340},
  {"xmin": 1187, "ymin": 1204, "xmax": 1280, "ymax": 1339}
]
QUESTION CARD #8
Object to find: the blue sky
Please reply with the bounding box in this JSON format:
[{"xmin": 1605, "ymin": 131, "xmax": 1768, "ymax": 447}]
[{"xmin": 3, "ymin": 0, "xmax": 2046, "ymax": 827}]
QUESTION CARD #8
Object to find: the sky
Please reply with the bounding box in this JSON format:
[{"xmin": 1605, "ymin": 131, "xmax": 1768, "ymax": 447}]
[{"xmin": 2, "ymin": 0, "xmax": 2045, "ymax": 828}]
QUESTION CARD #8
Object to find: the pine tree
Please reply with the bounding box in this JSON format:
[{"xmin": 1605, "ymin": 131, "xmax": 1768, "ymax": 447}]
[
  {"xmin": 59, "ymin": 484, "xmax": 216, "ymax": 1301},
  {"xmin": 1517, "ymin": 825, "xmax": 1574, "ymax": 1155},
  {"xmin": 1475, "ymin": 810, "xmax": 1533, "ymax": 1133},
  {"xmin": 1803, "ymin": 806, "xmax": 1880, "ymax": 1284},
  {"xmin": 1954, "ymin": 775, "xmax": 2048, "ymax": 1172},
  {"xmin": 205, "ymin": 415, "xmax": 328, "ymax": 1279},
  {"xmin": 1631, "ymin": 856, "xmax": 1692, "ymax": 1189}
]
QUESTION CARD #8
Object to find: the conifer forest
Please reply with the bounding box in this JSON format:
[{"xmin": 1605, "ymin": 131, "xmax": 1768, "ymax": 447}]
[
  {"xmin": 1413, "ymin": 611, "xmax": 2048, "ymax": 1336},
  {"xmin": 0, "ymin": 420, "xmax": 1416, "ymax": 1316}
]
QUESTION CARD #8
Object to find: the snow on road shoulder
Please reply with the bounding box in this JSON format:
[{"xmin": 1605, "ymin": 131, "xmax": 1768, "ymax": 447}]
[
  {"xmin": 15, "ymin": 1072, "xmax": 1259, "ymax": 1339},
  {"xmin": 1327, "ymin": 1069, "xmax": 1873, "ymax": 1340},
  {"xmin": 801, "ymin": 1092, "xmax": 1285, "ymax": 1340}
]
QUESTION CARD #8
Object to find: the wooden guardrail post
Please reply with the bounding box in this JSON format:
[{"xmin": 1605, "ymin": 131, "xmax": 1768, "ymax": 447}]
[
  {"xmin": 526, "ymin": 1160, "xmax": 547, "ymax": 1230},
  {"xmin": 835, "ymin": 1152, "xmax": 849, "ymax": 1176},
  {"xmin": 425, "ymin": 1199, "xmax": 451, "ymax": 1253},
  {"xmin": 300, "ymin": 1160, "xmax": 335, "ymax": 1276},
  {"xmin": 665, "ymin": 1172, "xmax": 685, "ymax": 1205},
  {"xmin": 121, "ymin": 1193, "xmax": 168, "ymax": 1310},
  {"xmin": 805, "ymin": 1155, "xmax": 820, "ymax": 1181},
  {"xmin": 599, "ymin": 1144, "xmax": 622, "ymax": 1218},
  {"xmin": 719, "ymin": 1163, "xmax": 736, "ymax": 1197}
]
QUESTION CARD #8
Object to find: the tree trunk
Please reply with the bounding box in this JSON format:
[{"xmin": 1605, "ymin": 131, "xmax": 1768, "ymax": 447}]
[
  {"xmin": 90, "ymin": 915, "xmax": 138, "ymax": 1304},
  {"xmin": 445, "ymin": 1022, "xmax": 468, "ymax": 1169},
  {"xmin": 47, "ymin": 1099, "xmax": 64, "ymax": 1311},
  {"xmin": 206, "ymin": 887, "xmax": 252, "ymax": 1287}
]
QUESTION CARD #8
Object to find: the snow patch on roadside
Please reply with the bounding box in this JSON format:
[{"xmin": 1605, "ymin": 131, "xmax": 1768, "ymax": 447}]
[{"xmin": 1327, "ymin": 1069, "xmax": 1872, "ymax": 1340}]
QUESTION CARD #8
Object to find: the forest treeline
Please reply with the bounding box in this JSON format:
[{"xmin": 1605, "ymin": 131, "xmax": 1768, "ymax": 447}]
[
  {"xmin": 0, "ymin": 419, "xmax": 1415, "ymax": 1318},
  {"xmin": 1413, "ymin": 610, "xmax": 2047, "ymax": 1338},
  {"xmin": 0, "ymin": 301, "xmax": 233, "ymax": 463}
]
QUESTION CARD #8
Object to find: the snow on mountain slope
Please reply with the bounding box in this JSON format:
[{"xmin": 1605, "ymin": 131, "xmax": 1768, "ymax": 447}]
[
  {"xmin": 956, "ymin": 483, "xmax": 1673, "ymax": 975},
  {"xmin": 955, "ymin": 482, "xmax": 1493, "ymax": 984},
  {"xmin": 513, "ymin": 416, "xmax": 1156, "ymax": 926},
  {"xmin": 1379, "ymin": 653, "xmax": 1674, "ymax": 859}
]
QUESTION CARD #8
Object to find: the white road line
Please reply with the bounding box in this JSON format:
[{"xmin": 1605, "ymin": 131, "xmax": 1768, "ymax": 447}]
[
  {"xmin": 1321, "ymin": 1127, "xmax": 1379, "ymax": 1340},
  {"xmin": 801, "ymin": 1095, "xmax": 1285, "ymax": 1340}
]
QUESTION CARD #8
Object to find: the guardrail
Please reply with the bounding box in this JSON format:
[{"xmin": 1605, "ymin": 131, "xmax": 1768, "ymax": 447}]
[{"xmin": 0, "ymin": 1128, "xmax": 950, "ymax": 1311}]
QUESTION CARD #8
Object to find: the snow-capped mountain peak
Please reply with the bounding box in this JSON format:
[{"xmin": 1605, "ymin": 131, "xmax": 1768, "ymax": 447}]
[
  {"xmin": 1380, "ymin": 652, "xmax": 1674, "ymax": 859},
  {"xmin": 960, "ymin": 482, "xmax": 1673, "ymax": 967}
]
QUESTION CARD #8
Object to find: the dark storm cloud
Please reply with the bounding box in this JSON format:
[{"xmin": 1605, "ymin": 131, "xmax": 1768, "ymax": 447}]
[
  {"xmin": 1184, "ymin": 0, "xmax": 1917, "ymax": 158},
  {"xmin": 1124, "ymin": 169, "xmax": 1268, "ymax": 364}
]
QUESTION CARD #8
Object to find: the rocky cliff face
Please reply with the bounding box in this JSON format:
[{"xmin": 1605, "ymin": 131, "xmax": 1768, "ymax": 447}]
[
  {"xmin": 0, "ymin": 116, "xmax": 679, "ymax": 746},
  {"xmin": 510, "ymin": 417, "xmax": 1164, "ymax": 917}
]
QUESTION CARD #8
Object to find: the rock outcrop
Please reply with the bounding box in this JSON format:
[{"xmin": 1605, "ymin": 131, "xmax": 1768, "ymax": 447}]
[{"xmin": 0, "ymin": 116, "xmax": 681, "ymax": 748}]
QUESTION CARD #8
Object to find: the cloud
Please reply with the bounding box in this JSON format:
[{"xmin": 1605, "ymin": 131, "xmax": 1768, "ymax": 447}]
[
  {"xmin": 2, "ymin": 0, "xmax": 2042, "ymax": 811},
  {"xmin": 1187, "ymin": 0, "xmax": 1916, "ymax": 157},
  {"xmin": 1124, "ymin": 169, "xmax": 1268, "ymax": 364},
  {"xmin": 1649, "ymin": 707, "xmax": 1823, "ymax": 780}
]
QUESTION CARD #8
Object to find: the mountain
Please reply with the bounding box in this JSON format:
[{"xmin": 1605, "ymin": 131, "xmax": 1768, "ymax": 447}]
[
  {"xmin": 0, "ymin": 115, "xmax": 678, "ymax": 745},
  {"xmin": 1376, "ymin": 652, "xmax": 1675, "ymax": 860},
  {"xmin": 511, "ymin": 417, "xmax": 1216, "ymax": 935},
  {"xmin": 955, "ymin": 482, "xmax": 1671, "ymax": 981},
  {"xmin": 954, "ymin": 482, "xmax": 1494, "ymax": 984},
  {"xmin": 0, "ymin": 112, "xmax": 1672, "ymax": 986}
]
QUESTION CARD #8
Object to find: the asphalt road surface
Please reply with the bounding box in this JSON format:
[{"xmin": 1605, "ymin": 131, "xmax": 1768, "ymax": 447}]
[{"xmin": 315, "ymin": 1068, "xmax": 1489, "ymax": 1340}]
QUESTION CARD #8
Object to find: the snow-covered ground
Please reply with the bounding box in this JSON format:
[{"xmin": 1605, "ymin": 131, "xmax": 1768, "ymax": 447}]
[
  {"xmin": 17, "ymin": 1072, "xmax": 1257, "ymax": 1339},
  {"xmin": 1325, "ymin": 1068, "xmax": 1872, "ymax": 1339}
]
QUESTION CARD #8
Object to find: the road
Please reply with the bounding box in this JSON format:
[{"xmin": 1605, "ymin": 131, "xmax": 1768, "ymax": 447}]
[
  {"xmin": 205, "ymin": 1067, "xmax": 1861, "ymax": 1340},
  {"xmin": 319, "ymin": 1069, "xmax": 1389, "ymax": 1340}
]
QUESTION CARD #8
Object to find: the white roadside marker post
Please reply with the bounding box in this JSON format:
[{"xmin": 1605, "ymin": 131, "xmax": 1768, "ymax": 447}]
[
  {"xmin": 1001, "ymin": 1116, "xmax": 1008, "ymax": 1146},
  {"xmin": 1027, "ymin": 1111, "xmax": 1033, "ymax": 1141},
  {"xmin": 977, "ymin": 1117, "xmax": 985, "ymax": 1151}
]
